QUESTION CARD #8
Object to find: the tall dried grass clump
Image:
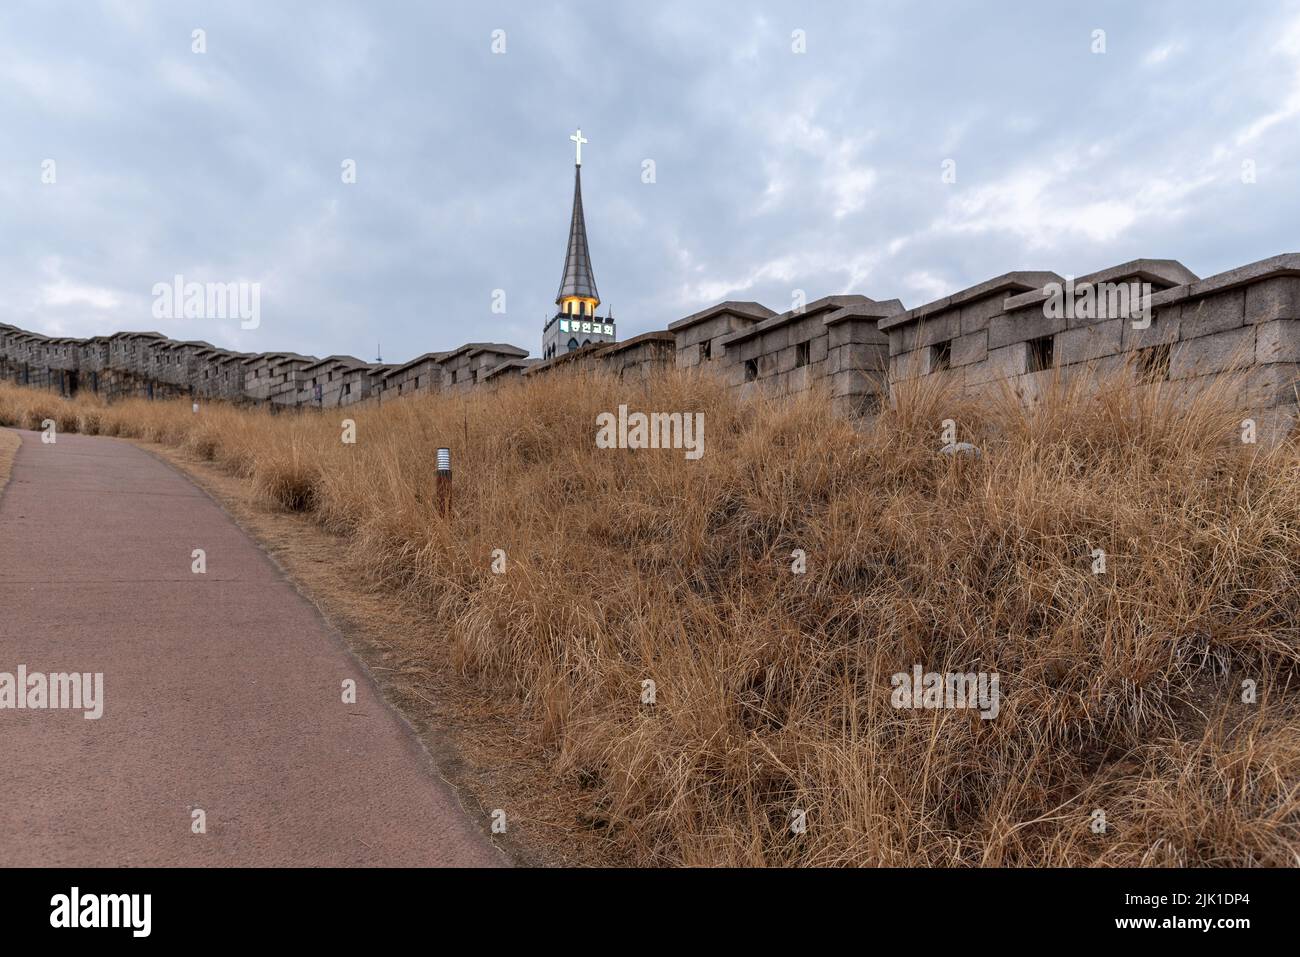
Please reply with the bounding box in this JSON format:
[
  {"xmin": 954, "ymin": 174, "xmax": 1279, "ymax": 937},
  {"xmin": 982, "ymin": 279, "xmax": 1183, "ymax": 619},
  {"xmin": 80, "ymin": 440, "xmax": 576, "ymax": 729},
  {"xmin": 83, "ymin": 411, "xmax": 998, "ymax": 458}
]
[{"xmin": 2, "ymin": 368, "xmax": 1297, "ymax": 866}]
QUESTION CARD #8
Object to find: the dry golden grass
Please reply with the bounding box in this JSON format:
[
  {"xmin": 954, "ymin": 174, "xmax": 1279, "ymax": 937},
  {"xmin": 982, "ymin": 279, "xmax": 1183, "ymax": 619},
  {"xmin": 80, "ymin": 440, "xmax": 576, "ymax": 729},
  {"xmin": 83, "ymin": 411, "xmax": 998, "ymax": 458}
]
[
  {"xmin": 2, "ymin": 367, "xmax": 1298, "ymax": 867},
  {"xmin": 0, "ymin": 427, "xmax": 20, "ymax": 491}
]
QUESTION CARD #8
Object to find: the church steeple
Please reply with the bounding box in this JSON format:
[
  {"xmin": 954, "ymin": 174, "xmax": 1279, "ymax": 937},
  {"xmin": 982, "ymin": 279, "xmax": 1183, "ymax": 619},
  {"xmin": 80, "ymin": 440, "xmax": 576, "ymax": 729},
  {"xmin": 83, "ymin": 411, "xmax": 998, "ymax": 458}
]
[
  {"xmin": 556, "ymin": 129, "xmax": 600, "ymax": 315},
  {"xmin": 542, "ymin": 129, "xmax": 615, "ymax": 360}
]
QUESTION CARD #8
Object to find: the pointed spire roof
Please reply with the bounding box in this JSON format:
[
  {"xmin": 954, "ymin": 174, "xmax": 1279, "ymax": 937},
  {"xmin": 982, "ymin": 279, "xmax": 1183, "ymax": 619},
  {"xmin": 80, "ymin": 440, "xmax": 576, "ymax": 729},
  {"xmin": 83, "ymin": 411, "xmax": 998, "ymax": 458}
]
[{"xmin": 555, "ymin": 165, "xmax": 600, "ymax": 307}]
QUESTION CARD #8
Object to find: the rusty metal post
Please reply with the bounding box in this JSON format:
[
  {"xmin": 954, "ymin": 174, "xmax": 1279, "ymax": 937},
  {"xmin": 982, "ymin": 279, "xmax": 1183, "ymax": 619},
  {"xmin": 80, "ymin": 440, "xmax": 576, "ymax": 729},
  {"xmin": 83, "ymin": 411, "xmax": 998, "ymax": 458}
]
[{"xmin": 435, "ymin": 447, "xmax": 452, "ymax": 517}]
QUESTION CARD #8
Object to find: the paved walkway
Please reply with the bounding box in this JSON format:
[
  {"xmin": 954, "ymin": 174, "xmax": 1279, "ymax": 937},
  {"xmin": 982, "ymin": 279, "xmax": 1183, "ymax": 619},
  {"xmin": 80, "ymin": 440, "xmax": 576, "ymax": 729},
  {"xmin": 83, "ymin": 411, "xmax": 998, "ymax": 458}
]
[{"xmin": 0, "ymin": 428, "xmax": 502, "ymax": 866}]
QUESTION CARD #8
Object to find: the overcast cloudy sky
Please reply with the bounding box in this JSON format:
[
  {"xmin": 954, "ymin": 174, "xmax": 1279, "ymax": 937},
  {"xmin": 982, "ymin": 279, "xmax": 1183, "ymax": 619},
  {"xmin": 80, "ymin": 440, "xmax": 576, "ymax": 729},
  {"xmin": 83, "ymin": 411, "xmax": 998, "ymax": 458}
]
[{"xmin": 3, "ymin": 1, "xmax": 1298, "ymax": 363}]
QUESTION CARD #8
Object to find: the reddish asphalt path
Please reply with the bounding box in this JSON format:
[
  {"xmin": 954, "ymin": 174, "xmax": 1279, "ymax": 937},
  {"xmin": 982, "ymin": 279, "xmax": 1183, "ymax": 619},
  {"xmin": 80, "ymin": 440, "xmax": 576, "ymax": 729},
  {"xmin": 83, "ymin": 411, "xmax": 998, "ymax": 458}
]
[{"xmin": 0, "ymin": 428, "xmax": 503, "ymax": 866}]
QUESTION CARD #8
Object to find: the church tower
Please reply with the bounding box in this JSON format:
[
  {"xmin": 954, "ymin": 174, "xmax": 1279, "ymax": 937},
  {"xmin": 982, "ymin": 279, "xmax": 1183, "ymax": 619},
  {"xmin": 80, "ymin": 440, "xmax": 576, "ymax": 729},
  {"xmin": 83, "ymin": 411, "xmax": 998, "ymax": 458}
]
[{"xmin": 542, "ymin": 129, "xmax": 616, "ymax": 359}]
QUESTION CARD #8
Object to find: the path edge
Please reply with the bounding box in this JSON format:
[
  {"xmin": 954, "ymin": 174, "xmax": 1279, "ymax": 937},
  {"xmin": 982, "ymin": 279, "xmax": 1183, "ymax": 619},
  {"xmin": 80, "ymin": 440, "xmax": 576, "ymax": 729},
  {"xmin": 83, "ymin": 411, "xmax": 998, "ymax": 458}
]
[
  {"xmin": 124, "ymin": 436, "xmax": 517, "ymax": 868},
  {"xmin": 0, "ymin": 427, "xmax": 22, "ymax": 502}
]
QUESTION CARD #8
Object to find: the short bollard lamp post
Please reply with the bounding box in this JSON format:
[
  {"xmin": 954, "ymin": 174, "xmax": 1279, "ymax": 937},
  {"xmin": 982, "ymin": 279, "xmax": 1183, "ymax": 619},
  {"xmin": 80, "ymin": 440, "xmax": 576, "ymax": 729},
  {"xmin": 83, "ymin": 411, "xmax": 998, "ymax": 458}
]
[{"xmin": 435, "ymin": 448, "xmax": 452, "ymax": 517}]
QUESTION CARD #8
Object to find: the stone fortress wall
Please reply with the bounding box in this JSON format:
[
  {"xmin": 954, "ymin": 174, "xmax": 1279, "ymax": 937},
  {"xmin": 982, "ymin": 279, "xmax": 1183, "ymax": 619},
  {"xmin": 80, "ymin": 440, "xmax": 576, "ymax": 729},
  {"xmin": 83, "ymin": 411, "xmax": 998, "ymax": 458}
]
[{"xmin": 2, "ymin": 252, "xmax": 1297, "ymax": 438}]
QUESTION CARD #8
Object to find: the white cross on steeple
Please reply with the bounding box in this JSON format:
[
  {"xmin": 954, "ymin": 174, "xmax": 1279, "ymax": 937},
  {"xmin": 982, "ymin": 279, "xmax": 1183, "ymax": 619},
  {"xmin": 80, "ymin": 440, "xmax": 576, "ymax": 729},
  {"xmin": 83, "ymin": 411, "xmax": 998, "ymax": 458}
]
[{"xmin": 570, "ymin": 128, "xmax": 587, "ymax": 166}]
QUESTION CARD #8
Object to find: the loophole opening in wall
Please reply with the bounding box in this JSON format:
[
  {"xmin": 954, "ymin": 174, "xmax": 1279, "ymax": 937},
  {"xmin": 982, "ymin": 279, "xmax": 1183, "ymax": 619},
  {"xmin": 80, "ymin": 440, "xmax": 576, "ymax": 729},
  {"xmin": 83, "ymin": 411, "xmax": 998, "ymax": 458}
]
[
  {"xmin": 1136, "ymin": 343, "xmax": 1171, "ymax": 383},
  {"xmin": 930, "ymin": 340, "xmax": 951, "ymax": 373},
  {"xmin": 1027, "ymin": 335, "xmax": 1054, "ymax": 373}
]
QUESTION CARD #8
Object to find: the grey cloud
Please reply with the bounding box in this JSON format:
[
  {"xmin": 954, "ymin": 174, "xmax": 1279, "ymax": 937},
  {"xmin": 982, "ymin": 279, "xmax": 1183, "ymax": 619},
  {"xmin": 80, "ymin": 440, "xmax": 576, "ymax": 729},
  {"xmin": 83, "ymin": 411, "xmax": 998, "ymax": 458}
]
[{"xmin": 2, "ymin": 0, "xmax": 1297, "ymax": 363}]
